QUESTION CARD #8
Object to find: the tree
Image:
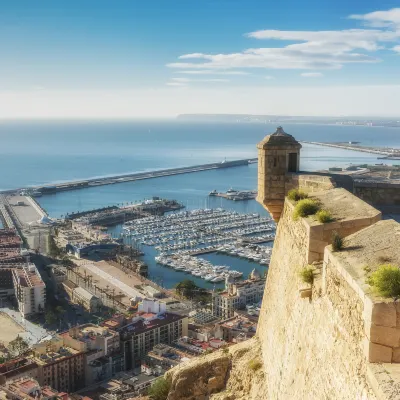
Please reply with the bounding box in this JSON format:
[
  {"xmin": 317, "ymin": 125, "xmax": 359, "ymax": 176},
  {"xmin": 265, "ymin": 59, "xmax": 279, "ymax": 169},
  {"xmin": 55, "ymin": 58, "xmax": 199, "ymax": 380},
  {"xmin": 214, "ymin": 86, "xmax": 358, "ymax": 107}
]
[
  {"xmin": 8, "ymin": 336, "xmax": 29, "ymax": 357},
  {"xmin": 147, "ymin": 377, "xmax": 170, "ymax": 400},
  {"xmin": 45, "ymin": 309, "xmax": 57, "ymax": 325},
  {"xmin": 175, "ymin": 279, "xmax": 205, "ymax": 299},
  {"xmin": 55, "ymin": 305, "xmax": 66, "ymax": 315}
]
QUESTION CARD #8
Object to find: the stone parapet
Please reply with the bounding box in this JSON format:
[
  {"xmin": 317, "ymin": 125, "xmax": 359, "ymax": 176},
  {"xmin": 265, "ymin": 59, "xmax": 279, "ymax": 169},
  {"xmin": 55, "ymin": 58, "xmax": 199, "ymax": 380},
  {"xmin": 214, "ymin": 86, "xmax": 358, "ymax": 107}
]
[
  {"xmin": 285, "ymin": 188, "xmax": 381, "ymax": 263},
  {"xmin": 324, "ymin": 220, "xmax": 400, "ymax": 365}
]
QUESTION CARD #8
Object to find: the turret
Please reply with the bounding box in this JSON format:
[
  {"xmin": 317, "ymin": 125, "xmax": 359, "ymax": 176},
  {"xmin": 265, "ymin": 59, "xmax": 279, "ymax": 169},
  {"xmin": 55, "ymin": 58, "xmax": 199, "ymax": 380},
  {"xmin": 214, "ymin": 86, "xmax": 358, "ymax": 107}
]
[{"xmin": 257, "ymin": 126, "xmax": 301, "ymax": 221}]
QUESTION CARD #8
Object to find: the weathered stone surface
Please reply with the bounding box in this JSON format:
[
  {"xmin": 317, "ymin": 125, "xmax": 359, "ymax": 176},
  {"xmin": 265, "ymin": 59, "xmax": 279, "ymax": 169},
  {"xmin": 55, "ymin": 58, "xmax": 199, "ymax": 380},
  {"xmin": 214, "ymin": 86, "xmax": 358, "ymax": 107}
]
[
  {"xmin": 363, "ymin": 339, "xmax": 393, "ymax": 363},
  {"xmin": 371, "ymin": 303, "xmax": 397, "ymax": 328},
  {"xmin": 166, "ymin": 351, "xmax": 231, "ymax": 400},
  {"xmin": 366, "ymin": 325, "xmax": 400, "ymax": 348},
  {"xmin": 166, "ymin": 338, "xmax": 266, "ymax": 400}
]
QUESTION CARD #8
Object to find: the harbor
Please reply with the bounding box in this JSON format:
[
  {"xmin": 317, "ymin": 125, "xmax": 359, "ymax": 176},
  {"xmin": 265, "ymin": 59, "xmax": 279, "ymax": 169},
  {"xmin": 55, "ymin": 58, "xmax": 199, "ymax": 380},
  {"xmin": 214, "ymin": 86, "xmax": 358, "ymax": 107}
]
[{"xmin": 122, "ymin": 208, "xmax": 275, "ymax": 284}]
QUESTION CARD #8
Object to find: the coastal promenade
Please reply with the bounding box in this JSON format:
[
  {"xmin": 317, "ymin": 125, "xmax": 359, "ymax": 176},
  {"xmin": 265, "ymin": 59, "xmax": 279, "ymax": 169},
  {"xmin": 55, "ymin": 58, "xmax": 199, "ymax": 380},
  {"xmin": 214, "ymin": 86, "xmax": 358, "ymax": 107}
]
[{"xmin": 0, "ymin": 158, "xmax": 257, "ymax": 196}]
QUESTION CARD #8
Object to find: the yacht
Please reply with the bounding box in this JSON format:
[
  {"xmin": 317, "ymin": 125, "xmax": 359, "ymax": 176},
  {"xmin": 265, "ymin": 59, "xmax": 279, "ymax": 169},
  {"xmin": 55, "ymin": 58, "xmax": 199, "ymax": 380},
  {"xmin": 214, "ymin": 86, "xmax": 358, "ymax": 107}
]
[
  {"xmin": 209, "ymin": 189, "xmax": 218, "ymax": 196},
  {"xmin": 226, "ymin": 187, "xmax": 237, "ymax": 195}
]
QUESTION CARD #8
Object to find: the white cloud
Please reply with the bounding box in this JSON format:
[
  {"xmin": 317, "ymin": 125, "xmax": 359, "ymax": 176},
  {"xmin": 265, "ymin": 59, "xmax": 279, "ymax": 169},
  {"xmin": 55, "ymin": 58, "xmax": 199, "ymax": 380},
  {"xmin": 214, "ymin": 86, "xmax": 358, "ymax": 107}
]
[
  {"xmin": 167, "ymin": 9, "xmax": 400, "ymax": 73},
  {"xmin": 166, "ymin": 82, "xmax": 187, "ymax": 86},
  {"xmin": 171, "ymin": 78, "xmax": 229, "ymax": 83},
  {"xmin": 301, "ymin": 72, "xmax": 323, "ymax": 77},
  {"xmin": 177, "ymin": 70, "xmax": 249, "ymax": 75},
  {"xmin": 393, "ymin": 45, "xmax": 400, "ymax": 53},
  {"xmin": 349, "ymin": 8, "xmax": 400, "ymax": 28},
  {"xmin": 265, "ymin": 76, "xmax": 274, "ymax": 80},
  {"xmin": 172, "ymin": 78, "xmax": 191, "ymax": 83}
]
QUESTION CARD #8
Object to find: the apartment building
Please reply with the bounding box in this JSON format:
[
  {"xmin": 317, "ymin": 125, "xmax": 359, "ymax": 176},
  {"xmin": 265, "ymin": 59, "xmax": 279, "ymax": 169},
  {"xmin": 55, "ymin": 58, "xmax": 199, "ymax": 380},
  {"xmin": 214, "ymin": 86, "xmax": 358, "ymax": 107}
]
[
  {"xmin": 62, "ymin": 324, "xmax": 123, "ymax": 385},
  {"xmin": 31, "ymin": 336, "xmax": 85, "ymax": 393},
  {"xmin": 119, "ymin": 300, "xmax": 188, "ymax": 369},
  {"xmin": 212, "ymin": 271, "xmax": 265, "ymax": 320},
  {"xmin": 12, "ymin": 264, "xmax": 46, "ymax": 317}
]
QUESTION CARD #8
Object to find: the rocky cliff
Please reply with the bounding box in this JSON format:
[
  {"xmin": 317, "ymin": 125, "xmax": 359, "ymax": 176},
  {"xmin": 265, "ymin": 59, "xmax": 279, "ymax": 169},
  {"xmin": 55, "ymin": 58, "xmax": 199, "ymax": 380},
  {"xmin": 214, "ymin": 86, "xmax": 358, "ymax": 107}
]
[{"xmin": 164, "ymin": 186, "xmax": 400, "ymax": 400}]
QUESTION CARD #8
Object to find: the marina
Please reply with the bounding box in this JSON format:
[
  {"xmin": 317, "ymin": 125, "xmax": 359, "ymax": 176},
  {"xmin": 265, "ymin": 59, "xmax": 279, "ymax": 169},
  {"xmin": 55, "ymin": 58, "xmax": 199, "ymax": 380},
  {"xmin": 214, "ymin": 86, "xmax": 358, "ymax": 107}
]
[{"xmin": 122, "ymin": 208, "xmax": 275, "ymax": 284}]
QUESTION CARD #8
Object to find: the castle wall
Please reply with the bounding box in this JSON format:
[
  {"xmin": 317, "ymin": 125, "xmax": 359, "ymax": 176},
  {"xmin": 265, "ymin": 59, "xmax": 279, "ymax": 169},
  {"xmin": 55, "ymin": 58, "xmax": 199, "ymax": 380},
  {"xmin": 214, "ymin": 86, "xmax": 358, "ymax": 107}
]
[
  {"xmin": 257, "ymin": 199, "xmax": 377, "ymax": 399},
  {"xmin": 354, "ymin": 182, "xmax": 400, "ymax": 206}
]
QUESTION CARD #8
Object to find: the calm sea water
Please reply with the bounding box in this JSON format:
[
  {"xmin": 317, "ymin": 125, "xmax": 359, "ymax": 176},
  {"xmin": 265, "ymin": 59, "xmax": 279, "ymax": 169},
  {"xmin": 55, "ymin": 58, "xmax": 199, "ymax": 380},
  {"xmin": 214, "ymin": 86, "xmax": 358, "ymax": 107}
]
[
  {"xmin": 1, "ymin": 119, "xmax": 400, "ymax": 192},
  {"xmin": 2, "ymin": 120, "xmax": 399, "ymax": 288}
]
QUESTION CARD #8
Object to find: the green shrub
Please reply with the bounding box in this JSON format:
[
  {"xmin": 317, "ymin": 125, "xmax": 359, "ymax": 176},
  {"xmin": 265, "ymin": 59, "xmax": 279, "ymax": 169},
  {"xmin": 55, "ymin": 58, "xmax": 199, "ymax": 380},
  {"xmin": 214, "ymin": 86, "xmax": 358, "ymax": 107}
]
[
  {"xmin": 248, "ymin": 359, "xmax": 262, "ymax": 371},
  {"xmin": 293, "ymin": 199, "xmax": 319, "ymax": 220},
  {"xmin": 331, "ymin": 231, "xmax": 344, "ymax": 252},
  {"xmin": 148, "ymin": 377, "xmax": 170, "ymax": 400},
  {"xmin": 299, "ymin": 266, "xmax": 314, "ymax": 285},
  {"xmin": 222, "ymin": 347, "xmax": 229, "ymax": 354},
  {"xmin": 287, "ymin": 189, "xmax": 308, "ymax": 202},
  {"xmin": 316, "ymin": 209, "xmax": 333, "ymax": 223},
  {"xmin": 366, "ymin": 264, "xmax": 400, "ymax": 298}
]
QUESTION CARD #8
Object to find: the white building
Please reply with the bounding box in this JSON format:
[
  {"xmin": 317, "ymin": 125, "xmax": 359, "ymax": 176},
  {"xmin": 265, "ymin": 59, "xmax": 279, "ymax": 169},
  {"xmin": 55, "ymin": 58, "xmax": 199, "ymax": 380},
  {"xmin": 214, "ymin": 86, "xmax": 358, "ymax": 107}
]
[
  {"xmin": 138, "ymin": 298, "xmax": 166, "ymax": 314},
  {"xmin": 12, "ymin": 264, "xmax": 46, "ymax": 317},
  {"xmin": 212, "ymin": 270, "xmax": 265, "ymax": 320}
]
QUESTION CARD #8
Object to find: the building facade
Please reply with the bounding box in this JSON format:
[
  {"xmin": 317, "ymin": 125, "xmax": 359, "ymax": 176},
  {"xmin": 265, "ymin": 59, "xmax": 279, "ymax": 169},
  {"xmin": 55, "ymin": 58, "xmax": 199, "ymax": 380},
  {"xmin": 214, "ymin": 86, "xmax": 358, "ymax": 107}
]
[
  {"xmin": 12, "ymin": 264, "xmax": 46, "ymax": 317},
  {"xmin": 212, "ymin": 274, "xmax": 265, "ymax": 320},
  {"xmin": 120, "ymin": 306, "xmax": 188, "ymax": 369}
]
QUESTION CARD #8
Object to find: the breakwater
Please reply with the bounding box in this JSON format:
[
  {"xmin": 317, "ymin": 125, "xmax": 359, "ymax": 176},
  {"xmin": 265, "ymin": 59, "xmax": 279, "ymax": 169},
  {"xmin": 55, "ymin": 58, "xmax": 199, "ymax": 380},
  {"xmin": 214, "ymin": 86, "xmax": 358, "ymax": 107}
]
[
  {"xmin": 301, "ymin": 141, "xmax": 391, "ymax": 156},
  {"xmin": 0, "ymin": 158, "xmax": 257, "ymax": 196}
]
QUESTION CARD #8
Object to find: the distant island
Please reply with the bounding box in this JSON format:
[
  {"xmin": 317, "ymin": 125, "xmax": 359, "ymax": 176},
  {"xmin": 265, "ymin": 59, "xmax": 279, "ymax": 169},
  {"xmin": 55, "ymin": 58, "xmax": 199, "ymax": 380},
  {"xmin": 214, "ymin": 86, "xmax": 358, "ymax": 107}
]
[{"xmin": 177, "ymin": 114, "xmax": 400, "ymax": 128}]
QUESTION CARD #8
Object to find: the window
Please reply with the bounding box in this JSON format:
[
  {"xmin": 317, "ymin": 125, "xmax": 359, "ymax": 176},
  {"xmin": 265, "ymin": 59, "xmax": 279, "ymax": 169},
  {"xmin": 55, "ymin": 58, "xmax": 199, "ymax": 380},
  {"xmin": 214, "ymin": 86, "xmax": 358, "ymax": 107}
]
[{"xmin": 288, "ymin": 153, "xmax": 298, "ymax": 172}]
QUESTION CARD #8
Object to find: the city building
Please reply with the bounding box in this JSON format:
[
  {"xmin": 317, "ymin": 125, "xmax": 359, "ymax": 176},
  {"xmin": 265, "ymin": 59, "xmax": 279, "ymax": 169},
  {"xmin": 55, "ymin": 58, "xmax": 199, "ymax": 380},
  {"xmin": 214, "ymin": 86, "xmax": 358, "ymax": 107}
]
[
  {"xmin": 212, "ymin": 271, "xmax": 265, "ymax": 320},
  {"xmin": 71, "ymin": 287, "xmax": 101, "ymax": 313},
  {"xmin": 0, "ymin": 230, "xmax": 23, "ymax": 264},
  {"xmin": 0, "ymin": 376, "xmax": 92, "ymax": 400},
  {"xmin": 119, "ymin": 300, "xmax": 188, "ymax": 369},
  {"xmin": 62, "ymin": 324, "xmax": 123, "ymax": 386},
  {"xmin": 31, "ymin": 336, "xmax": 85, "ymax": 392},
  {"xmin": 0, "ymin": 268, "xmax": 15, "ymax": 298},
  {"xmin": 219, "ymin": 314, "xmax": 257, "ymax": 343},
  {"xmin": 12, "ymin": 264, "xmax": 46, "ymax": 317},
  {"xmin": 0, "ymin": 358, "xmax": 39, "ymax": 385}
]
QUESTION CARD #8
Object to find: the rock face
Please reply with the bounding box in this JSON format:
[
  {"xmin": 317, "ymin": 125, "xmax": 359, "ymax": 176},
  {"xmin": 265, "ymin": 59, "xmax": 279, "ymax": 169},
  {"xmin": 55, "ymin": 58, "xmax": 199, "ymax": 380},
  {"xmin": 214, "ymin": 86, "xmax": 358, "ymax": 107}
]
[{"xmin": 166, "ymin": 338, "xmax": 266, "ymax": 400}]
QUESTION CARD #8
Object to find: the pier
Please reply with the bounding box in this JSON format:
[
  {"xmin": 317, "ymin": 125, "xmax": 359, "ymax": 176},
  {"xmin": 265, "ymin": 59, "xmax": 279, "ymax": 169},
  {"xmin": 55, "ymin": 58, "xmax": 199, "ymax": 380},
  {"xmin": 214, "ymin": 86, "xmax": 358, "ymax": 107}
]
[{"xmin": 0, "ymin": 158, "xmax": 257, "ymax": 196}]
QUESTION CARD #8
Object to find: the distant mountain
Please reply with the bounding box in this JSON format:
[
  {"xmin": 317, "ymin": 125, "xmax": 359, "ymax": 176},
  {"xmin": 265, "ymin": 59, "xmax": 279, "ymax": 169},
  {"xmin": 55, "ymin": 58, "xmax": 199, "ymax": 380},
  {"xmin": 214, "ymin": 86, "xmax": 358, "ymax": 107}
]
[{"xmin": 176, "ymin": 114, "xmax": 400, "ymax": 127}]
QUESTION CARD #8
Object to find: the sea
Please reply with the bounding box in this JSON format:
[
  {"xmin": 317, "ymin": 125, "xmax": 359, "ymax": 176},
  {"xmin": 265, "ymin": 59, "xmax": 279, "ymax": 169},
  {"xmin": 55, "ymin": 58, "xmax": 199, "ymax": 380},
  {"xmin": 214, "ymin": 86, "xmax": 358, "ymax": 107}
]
[{"xmin": 1, "ymin": 119, "xmax": 400, "ymax": 288}]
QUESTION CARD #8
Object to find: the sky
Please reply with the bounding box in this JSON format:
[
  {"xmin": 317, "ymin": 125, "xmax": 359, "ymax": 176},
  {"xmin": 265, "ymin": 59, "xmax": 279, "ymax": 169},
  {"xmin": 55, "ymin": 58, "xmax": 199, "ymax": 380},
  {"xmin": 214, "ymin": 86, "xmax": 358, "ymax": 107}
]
[{"xmin": 1, "ymin": 0, "xmax": 400, "ymax": 118}]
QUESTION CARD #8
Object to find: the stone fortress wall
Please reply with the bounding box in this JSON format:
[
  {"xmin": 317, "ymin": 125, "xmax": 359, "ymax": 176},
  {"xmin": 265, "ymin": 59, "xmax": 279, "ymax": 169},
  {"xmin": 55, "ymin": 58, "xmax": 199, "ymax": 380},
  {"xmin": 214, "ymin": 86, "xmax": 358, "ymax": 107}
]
[{"xmin": 164, "ymin": 128, "xmax": 400, "ymax": 400}]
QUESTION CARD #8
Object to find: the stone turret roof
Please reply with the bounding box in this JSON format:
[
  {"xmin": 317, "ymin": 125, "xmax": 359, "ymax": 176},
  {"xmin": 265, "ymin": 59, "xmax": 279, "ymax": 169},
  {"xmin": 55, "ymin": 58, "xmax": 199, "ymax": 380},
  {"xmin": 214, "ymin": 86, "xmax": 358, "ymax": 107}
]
[{"xmin": 257, "ymin": 126, "xmax": 302, "ymax": 149}]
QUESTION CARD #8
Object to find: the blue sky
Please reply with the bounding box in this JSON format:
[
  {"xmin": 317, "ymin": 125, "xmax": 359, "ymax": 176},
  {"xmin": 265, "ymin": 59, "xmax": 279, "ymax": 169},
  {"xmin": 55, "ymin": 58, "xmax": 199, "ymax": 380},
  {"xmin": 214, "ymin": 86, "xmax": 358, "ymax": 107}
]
[{"xmin": 0, "ymin": 1, "xmax": 400, "ymax": 117}]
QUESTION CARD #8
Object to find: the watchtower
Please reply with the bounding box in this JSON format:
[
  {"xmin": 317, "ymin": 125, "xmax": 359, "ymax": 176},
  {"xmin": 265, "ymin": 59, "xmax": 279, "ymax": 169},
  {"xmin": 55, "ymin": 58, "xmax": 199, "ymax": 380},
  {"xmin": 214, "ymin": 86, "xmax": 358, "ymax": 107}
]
[{"xmin": 257, "ymin": 126, "xmax": 301, "ymax": 221}]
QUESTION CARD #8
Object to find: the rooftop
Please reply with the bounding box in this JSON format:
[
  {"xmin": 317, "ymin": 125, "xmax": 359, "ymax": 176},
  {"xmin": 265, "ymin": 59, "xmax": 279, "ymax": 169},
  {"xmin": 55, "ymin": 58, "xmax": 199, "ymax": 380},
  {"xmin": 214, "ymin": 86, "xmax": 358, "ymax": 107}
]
[
  {"xmin": 73, "ymin": 286, "xmax": 98, "ymax": 302},
  {"xmin": 121, "ymin": 312, "xmax": 185, "ymax": 336},
  {"xmin": 32, "ymin": 346, "xmax": 82, "ymax": 365},
  {"xmin": 257, "ymin": 126, "xmax": 302, "ymax": 149},
  {"xmin": 12, "ymin": 266, "xmax": 45, "ymax": 288}
]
